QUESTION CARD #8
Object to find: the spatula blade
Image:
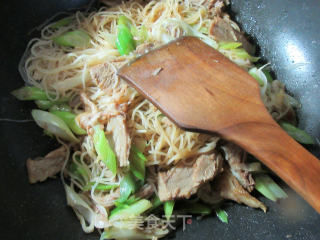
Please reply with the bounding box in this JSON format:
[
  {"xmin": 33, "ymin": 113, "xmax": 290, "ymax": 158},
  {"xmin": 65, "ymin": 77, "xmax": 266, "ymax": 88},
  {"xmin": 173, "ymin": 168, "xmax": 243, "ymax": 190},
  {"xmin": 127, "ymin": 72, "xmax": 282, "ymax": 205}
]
[{"xmin": 118, "ymin": 36, "xmax": 267, "ymax": 133}]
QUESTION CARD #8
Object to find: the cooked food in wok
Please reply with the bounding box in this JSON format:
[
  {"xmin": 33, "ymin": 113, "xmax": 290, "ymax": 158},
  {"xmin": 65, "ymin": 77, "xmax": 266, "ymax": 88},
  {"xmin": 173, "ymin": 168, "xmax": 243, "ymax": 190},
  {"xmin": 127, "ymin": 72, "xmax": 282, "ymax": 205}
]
[{"xmin": 11, "ymin": 0, "xmax": 314, "ymax": 239}]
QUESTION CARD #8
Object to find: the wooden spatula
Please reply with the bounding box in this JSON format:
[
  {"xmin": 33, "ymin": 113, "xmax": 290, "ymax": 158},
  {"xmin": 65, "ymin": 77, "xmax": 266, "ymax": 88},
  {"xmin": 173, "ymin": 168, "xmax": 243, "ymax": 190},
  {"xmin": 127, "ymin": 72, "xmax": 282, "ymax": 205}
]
[{"xmin": 118, "ymin": 36, "xmax": 320, "ymax": 213}]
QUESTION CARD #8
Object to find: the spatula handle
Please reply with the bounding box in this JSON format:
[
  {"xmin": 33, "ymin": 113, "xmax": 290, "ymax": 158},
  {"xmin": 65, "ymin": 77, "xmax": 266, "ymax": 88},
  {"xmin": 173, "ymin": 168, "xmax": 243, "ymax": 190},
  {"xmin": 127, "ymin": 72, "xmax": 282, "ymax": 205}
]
[{"xmin": 219, "ymin": 120, "xmax": 320, "ymax": 213}]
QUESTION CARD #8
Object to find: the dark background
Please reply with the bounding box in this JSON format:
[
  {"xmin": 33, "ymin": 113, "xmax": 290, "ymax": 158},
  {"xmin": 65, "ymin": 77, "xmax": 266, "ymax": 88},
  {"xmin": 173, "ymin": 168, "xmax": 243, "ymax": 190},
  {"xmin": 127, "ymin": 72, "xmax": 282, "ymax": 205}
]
[{"xmin": 0, "ymin": 0, "xmax": 319, "ymax": 239}]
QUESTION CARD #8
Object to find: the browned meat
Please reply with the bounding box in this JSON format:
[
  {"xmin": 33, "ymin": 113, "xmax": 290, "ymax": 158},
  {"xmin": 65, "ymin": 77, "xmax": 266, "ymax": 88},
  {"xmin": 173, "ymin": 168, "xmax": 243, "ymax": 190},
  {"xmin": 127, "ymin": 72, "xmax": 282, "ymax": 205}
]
[
  {"xmin": 136, "ymin": 183, "xmax": 154, "ymax": 199},
  {"xmin": 157, "ymin": 153, "xmax": 223, "ymax": 201},
  {"xmin": 198, "ymin": 183, "xmax": 223, "ymax": 204},
  {"xmin": 107, "ymin": 115, "xmax": 131, "ymax": 167},
  {"xmin": 26, "ymin": 146, "xmax": 67, "ymax": 184},
  {"xmin": 90, "ymin": 63, "xmax": 114, "ymax": 88},
  {"xmin": 213, "ymin": 167, "xmax": 267, "ymax": 212},
  {"xmin": 221, "ymin": 142, "xmax": 255, "ymax": 192},
  {"xmin": 210, "ymin": 17, "xmax": 255, "ymax": 55}
]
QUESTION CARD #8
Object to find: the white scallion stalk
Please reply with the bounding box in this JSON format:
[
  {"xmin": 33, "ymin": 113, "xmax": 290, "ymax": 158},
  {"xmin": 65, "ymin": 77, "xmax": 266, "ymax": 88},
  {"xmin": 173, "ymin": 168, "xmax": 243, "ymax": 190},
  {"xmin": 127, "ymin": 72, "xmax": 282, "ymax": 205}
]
[{"xmin": 31, "ymin": 109, "xmax": 78, "ymax": 142}]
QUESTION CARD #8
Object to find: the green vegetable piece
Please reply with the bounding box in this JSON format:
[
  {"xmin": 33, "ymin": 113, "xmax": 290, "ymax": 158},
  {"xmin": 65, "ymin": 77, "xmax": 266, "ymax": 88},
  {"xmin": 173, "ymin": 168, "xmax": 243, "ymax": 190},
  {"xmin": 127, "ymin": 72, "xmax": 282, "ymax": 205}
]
[
  {"xmin": 182, "ymin": 202, "xmax": 211, "ymax": 215},
  {"xmin": 164, "ymin": 200, "xmax": 175, "ymax": 220},
  {"xmin": 118, "ymin": 172, "xmax": 138, "ymax": 203},
  {"xmin": 51, "ymin": 17, "xmax": 72, "ymax": 29},
  {"xmin": 93, "ymin": 125, "xmax": 117, "ymax": 174},
  {"xmin": 219, "ymin": 41, "xmax": 242, "ymax": 50},
  {"xmin": 279, "ymin": 121, "xmax": 314, "ymax": 144},
  {"xmin": 35, "ymin": 100, "xmax": 55, "ymax": 110},
  {"xmin": 254, "ymin": 173, "xmax": 288, "ymax": 202},
  {"xmin": 248, "ymin": 68, "xmax": 264, "ymax": 86},
  {"xmin": 231, "ymin": 48, "xmax": 260, "ymax": 62},
  {"xmin": 131, "ymin": 25, "xmax": 148, "ymax": 44},
  {"xmin": 69, "ymin": 161, "xmax": 88, "ymax": 179},
  {"xmin": 256, "ymin": 64, "xmax": 273, "ymax": 83},
  {"xmin": 199, "ymin": 26, "xmax": 208, "ymax": 34},
  {"xmin": 215, "ymin": 208, "xmax": 228, "ymax": 223},
  {"xmin": 53, "ymin": 30, "xmax": 91, "ymax": 48},
  {"xmin": 109, "ymin": 199, "xmax": 152, "ymax": 222},
  {"xmin": 129, "ymin": 145, "xmax": 147, "ymax": 181},
  {"xmin": 152, "ymin": 195, "xmax": 163, "ymax": 209},
  {"xmin": 114, "ymin": 196, "xmax": 141, "ymax": 209},
  {"xmin": 50, "ymin": 111, "xmax": 86, "ymax": 135},
  {"xmin": 263, "ymin": 69, "xmax": 273, "ymax": 82},
  {"xmin": 116, "ymin": 25, "xmax": 136, "ymax": 55},
  {"xmin": 43, "ymin": 129, "xmax": 54, "ymax": 138},
  {"xmin": 31, "ymin": 109, "xmax": 78, "ymax": 142},
  {"xmin": 49, "ymin": 103, "xmax": 71, "ymax": 112},
  {"xmin": 11, "ymin": 86, "xmax": 48, "ymax": 101},
  {"xmin": 118, "ymin": 16, "xmax": 132, "ymax": 28},
  {"xmin": 83, "ymin": 182, "xmax": 118, "ymax": 191}
]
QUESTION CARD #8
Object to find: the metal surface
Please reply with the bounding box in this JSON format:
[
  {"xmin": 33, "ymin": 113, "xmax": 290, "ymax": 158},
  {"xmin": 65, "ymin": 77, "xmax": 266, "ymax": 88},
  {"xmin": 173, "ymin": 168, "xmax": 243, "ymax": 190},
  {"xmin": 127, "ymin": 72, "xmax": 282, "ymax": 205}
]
[{"xmin": 0, "ymin": 0, "xmax": 319, "ymax": 240}]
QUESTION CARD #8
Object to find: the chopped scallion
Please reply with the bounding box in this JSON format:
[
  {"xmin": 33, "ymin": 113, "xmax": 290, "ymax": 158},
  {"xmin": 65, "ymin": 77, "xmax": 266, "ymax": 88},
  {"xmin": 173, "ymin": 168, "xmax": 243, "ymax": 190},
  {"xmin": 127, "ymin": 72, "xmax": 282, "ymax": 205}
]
[
  {"xmin": 109, "ymin": 199, "xmax": 152, "ymax": 222},
  {"xmin": 215, "ymin": 208, "xmax": 228, "ymax": 223},
  {"xmin": 218, "ymin": 41, "xmax": 242, "ymax": 50},
  {"xmin": 279, "ymin": 121, "xmax": 314, "ymax": 144},
  {"xmin": 129, "ymin": 145, "xmax": 147, "ymax": 181},
  {"xmin": 254, "ymin": 173, "xmax": 288, "ymax": 202},
  {"xmin": 31, "ymin": 109, "xmax": 78, "ymax": 142},
  {"xmin": 50, "ymin": 111, "xmax": 86, "ymax": 135},
  {"xmin": 53, "ymin": 30, "xmax": 91, "ymax": 48},
  {"xmin": 164, "ymin": 200, "xmax": 175, "ymax": 220},
  {"xmin": 11, "ymin": 86, "xmax": 48, "ymax": 101},
  {"xmin": 50, "ymin": 17, "xmax": 72, "ymax": 29},
  {"xmin": 118, "ymin": 172, "xmax": 139, "ymax": 203},
  {"xmin": 93, "ymin": 125, "xmax": 117, "ymax": 174}
]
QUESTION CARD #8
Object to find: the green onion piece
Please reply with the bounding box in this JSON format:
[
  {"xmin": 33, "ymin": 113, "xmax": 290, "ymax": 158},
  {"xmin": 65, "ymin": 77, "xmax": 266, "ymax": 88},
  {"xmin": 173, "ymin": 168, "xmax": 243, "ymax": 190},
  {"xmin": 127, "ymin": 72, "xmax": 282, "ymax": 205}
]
[
  {"xmin": 248, "ymin": 67, "xmax": 265, "ymax": 86},
  {"xmin": 215, "ymin": 208, "xmax": 228, "ymax": 223},
  {"xmin": 131, "ymin": 25, "xmax": 148, "ymax": 44},
  {"xmin": 118, "ymin": 172, "xmax": 138, "ymax": 203},
  {"xmin": 254, "ymin": 173, "xmax": 288, "ymax": 202},
  {"xmin": 116, "ymin": 16, "xmax": 136, "ymax": 55},
  {"xmin": 50, "ymin": 111, "xmax": 86, "ymax": 135},
  {"xmin": 147, "ymin": 195, "xmax": 163, "ymax": 214},
  {"xmin": 43, "ymin": 129, "xmax": 54, "ymax": 138},
  {"xmin": 263, "ymin": 69, "xmax": 273, "ymax": 82},
  {"xmin": 182, "ymin": 202, "xmax": 211, "ymax": 215},
  {"xmin": 93, "ymin": 125, "xmax": 117, "ymax": 174},
  {"xmin": 256, "ymin": 64, "xmax": 273, "ymax": 82},
  {"xmin": 83, "ymin": 182, "xmax": 118, "ymax": 191},
  {"xmin": 50, "ymin": 17, "xmax": 72, "ymax": 29},
  {"xmin": 218, "ymin": 41, "xmax": 242, "ymax": 50},
  {"xmin": 118, "ymin": 16, "xmax": 132, "ymax": 28},
  {"xmin": 199, "ymin": 26, "xmax": 208, "ymax": 34},
  {"xmin": 49, "ymin": 103, "xmax": 71, "ymax": 112},
  {"xmin": 109, "ymin": 199, "xmax": 152, "ymax": 222},
  {"xmin": 11, "ymin": 86, "xmax": 48, "ymax": 101},
  {"xmin": 230, "ymin": 48, "xmax": 260, "ymax": 62},
  {"xmin": 35, "ymin": 100, "xmax": 55, "ymax": 110},
  {"xmin": 152, "ymin": 195, "xmax": 163, "ymax": 209},
  {"xmin": 116, "ymin": 25, "xmax": 136, "ymax": 55},
  {"xmin": 164, "ymin": 200, "xmax": 175, "ymax": 220},
  {"xmin": 129, "ymin": 145, "xmax": 147, "ymax": 181},
  {"xmin": 69, "ymin": 161, "xmax": 88, "ymax": 179},
  {"xmin": 53, "ymin": 30, "xmax": 91, "ymax": 48},
  {"xmin": 114, "ymin": 196, "xmax": 141, "ymax": 209},
  {"xmin": 279, "ymin": 121, "xmax": 314, "ymax": 144},
  {"xmin": 31, "ymin": 109, "xmax": 78, "ymax": 142}
]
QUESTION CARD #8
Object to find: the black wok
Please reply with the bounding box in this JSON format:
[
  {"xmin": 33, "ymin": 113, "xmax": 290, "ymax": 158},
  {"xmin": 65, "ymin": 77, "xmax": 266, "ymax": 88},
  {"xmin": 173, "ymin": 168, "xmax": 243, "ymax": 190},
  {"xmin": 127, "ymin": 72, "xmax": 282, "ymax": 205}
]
[{"xmin": 0, "ymin": 0, "xmax": 319, "ymax": 239}]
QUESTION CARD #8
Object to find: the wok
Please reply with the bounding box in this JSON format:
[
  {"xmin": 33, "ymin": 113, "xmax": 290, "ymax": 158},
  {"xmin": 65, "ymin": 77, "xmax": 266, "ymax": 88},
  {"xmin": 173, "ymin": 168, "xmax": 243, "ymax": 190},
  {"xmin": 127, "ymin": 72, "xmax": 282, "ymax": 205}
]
[{"xmin": 0, "ymin": 0, "xmax": 319, "ymax": 239}]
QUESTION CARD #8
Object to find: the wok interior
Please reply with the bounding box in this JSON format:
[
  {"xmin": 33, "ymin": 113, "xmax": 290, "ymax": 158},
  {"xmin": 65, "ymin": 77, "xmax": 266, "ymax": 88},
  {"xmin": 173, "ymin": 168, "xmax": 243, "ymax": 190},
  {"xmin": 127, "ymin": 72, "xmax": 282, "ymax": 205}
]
[{"xmin": 0, "ymin": 0, "xmax": 319, "ymax": 239}]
